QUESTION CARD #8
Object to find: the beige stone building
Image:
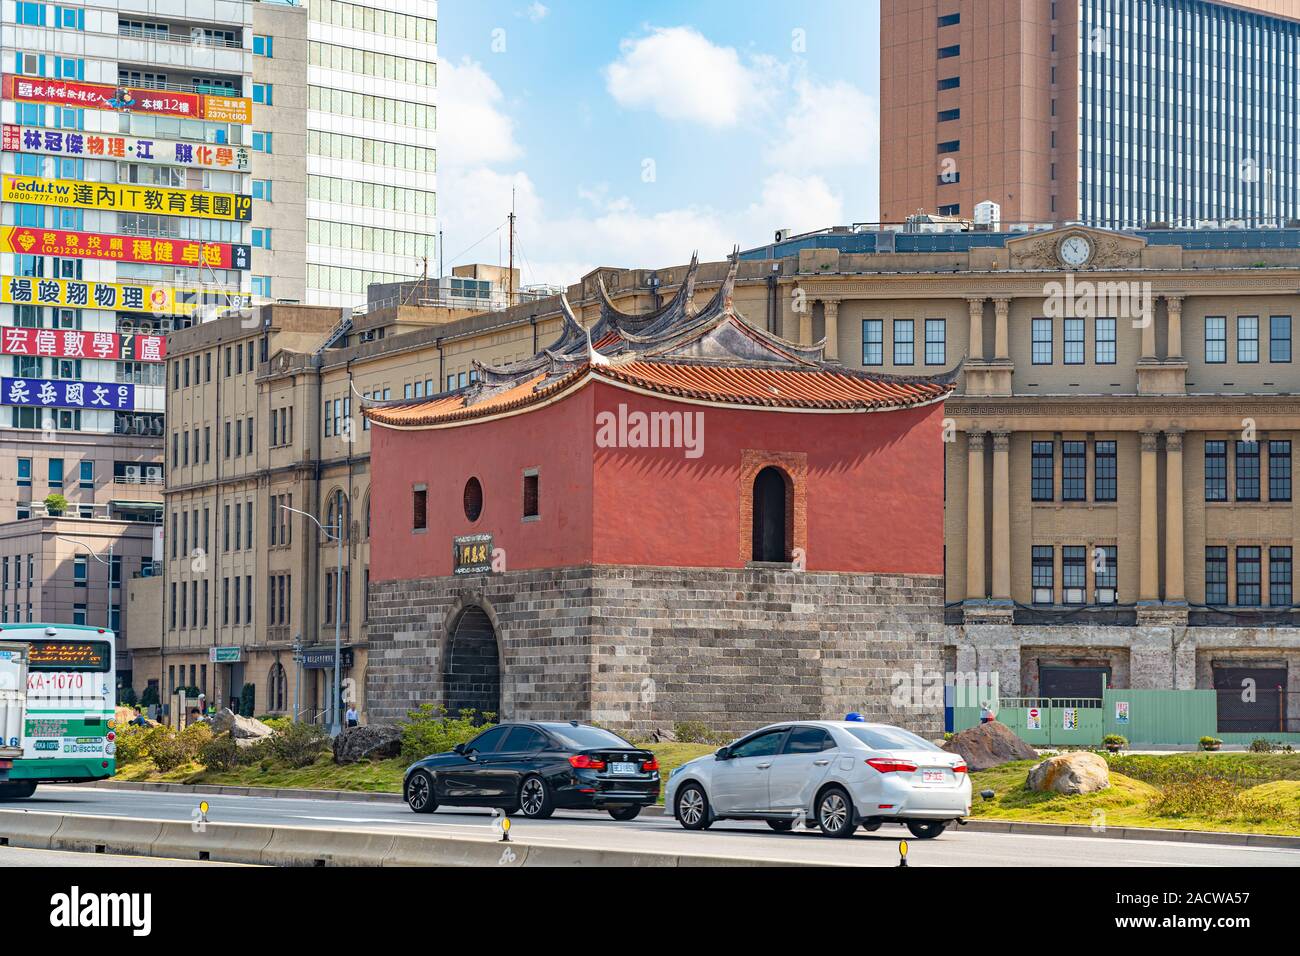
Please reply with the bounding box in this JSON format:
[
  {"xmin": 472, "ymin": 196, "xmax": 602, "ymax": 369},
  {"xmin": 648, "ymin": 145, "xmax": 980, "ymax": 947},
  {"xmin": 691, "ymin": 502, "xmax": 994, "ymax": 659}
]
[{"xmin": 137, "ymin": 226, "xmax": 1299, "ymax": 732}]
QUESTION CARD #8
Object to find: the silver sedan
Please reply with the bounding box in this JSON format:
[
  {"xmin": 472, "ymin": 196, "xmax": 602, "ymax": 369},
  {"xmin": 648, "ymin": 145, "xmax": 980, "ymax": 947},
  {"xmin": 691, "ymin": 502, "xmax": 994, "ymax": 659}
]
[{"xmin": 665, "ymin": 720, "xmax": 971, "ymax": 838}]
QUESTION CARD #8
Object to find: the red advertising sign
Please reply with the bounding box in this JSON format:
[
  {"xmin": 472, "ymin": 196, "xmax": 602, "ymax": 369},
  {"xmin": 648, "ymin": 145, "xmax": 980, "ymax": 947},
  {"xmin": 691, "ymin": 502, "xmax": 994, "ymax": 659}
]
[
  {"xmin": 1, "ymin": 227, "xmax": 249, "ymax": 270},
  {"xmin": 0, "ymin": 327, "xmax": 166, "ymax": 363},
  {"xmin": 2, "ymin": 75, "xmax": 251, "ymax": 124}
]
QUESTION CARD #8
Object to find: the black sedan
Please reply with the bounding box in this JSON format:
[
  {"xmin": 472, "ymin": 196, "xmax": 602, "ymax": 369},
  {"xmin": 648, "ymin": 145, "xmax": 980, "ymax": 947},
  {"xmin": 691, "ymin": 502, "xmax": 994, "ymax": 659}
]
[{"xmin": 403, "ymin": 721, "xmax": 660, "ymax": 820}]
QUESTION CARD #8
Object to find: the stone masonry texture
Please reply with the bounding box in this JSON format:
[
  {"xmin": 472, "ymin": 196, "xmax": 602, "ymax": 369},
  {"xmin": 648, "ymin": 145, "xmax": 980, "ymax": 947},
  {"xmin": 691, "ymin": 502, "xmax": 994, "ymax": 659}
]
[{"xmin": 366, "ymin": 564, "xmax": 945, "ymax": 738}]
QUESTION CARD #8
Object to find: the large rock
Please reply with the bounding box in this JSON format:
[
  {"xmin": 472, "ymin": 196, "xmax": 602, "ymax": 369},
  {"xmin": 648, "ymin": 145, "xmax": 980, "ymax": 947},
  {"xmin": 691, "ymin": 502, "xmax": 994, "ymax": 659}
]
[
  {"xmin": 1026, "ymin": 751, "xmax": 1110, "ymax": 795},
  {"xmin": 942, "ymin": 720, "xmax": 1038, "ymax": 771},
  {"xmin": 210, "ymin": 708, "xmax": 273, "ymax": 741},
  {"xmin": 333, "ymin": 724, "xmax": 402, "ymax": 764}
]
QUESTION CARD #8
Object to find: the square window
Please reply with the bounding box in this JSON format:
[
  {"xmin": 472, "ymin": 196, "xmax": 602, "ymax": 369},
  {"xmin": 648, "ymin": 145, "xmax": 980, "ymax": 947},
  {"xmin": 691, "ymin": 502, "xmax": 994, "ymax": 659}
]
[{"xmin": 893, "ymin": 319, "xmax": 914, "ymax": 365}]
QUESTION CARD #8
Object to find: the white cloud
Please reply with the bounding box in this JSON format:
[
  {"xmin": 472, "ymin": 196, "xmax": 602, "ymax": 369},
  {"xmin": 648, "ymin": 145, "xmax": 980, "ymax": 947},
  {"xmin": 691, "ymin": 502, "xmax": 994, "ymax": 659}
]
[
  {"xmin": 524, "ymin": 2, "xmax": 548, "ymax": 22},
  {"xmin": 744, "ymin": 173, "xmax": 844, "ymax": 237},
  {"xmin": 765, "ymin": 78, "xmax": 878, "ymax": 171},
  {"xmin": 604, "ymin": 26, "xmax": 773, "ymax": 128},
  {"xmin": 437, "ymin": 58, "xmax": 521, "ymax": 170}
]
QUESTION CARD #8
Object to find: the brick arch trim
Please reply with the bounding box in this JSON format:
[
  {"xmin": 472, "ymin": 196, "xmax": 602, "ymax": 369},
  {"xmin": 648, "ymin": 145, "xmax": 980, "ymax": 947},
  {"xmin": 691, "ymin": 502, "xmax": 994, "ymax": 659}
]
[
  {"xmin": 438, "ymin": 590, "xmax": 507, "ymax": 713},
  {"xmin": 739, "ymin": 450, "xmax": 808, "ymax": 564}
]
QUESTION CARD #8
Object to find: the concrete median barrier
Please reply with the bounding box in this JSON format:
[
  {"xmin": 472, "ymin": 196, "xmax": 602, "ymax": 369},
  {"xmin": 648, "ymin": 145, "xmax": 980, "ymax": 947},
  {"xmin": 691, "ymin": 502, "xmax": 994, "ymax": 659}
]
[
  {"xmin": 385, "ymin": 832, "xmax": 529, "ymax": 867},
  {"xmin": 263, "ymin": 826, "xmax": 398, "ymax": 866},
  {"xmin": 51, "ymin": 815, "xmax": 163, "ymax": 857},
  {"xmin": 0, "ymin": 809, "xmax": 65, "ymax": 849},
  {"xmin": 150, "ymin": 819, "xmax": 274, "ymax": 865}
]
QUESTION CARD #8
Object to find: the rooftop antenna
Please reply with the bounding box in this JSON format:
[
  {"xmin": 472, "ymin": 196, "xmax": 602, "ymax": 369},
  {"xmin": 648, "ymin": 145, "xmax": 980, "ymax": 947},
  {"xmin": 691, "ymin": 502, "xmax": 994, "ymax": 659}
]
[{"xmin": 507, "ymin": 186, "xmax": 516, "ymax": 308}]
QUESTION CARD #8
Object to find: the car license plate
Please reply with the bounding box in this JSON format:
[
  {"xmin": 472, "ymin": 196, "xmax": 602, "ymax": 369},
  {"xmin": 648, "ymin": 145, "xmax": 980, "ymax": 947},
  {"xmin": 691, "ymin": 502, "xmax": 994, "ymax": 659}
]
[
  {"xmin": 610, "ymin": 761, "xmax": 638, "ymax": 775},
  {"xmin": 921, "ymin": 769, "xmax": 946, "ymax": 784}
]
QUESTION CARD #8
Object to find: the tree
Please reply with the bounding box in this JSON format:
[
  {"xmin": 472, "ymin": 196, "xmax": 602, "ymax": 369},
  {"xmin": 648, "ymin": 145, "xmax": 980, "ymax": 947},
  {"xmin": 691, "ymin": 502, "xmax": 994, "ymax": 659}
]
[{"xmin": 44, "ymin": 493, "xmax": 67, "ymax": 516}]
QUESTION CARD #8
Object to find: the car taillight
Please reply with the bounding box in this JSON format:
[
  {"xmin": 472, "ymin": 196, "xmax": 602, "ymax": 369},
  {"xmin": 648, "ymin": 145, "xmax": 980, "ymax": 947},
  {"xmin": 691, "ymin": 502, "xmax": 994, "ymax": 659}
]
[
  {"xmin": 866, "ymin": 757, "xmax": 919, "ymax": 773},
  {"xmin": 641, "ymin": 757, "xmax": 659, "ymax": 772},
  {"xmin": 953, "ymin": 762, "xmax": 968, "ymax": 774},
  {"xmin": 569, "ymin": 754, "xmax": 606, "ymax": 771}
]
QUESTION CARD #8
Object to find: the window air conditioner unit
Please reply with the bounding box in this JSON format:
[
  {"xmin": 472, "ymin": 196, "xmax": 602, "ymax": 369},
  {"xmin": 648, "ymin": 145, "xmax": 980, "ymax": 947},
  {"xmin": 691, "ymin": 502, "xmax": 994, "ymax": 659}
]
[
  {"xmin": 1033, "ymin": 588, "xmax": 1053, "ymax": 604},
  {"xmin": 1064, "ymin": 587, "xmax": 1086, "ymax": 605},
  {"xmin": 1096, "ymin": 588, "xmax": 1117, "ymax": 605}
]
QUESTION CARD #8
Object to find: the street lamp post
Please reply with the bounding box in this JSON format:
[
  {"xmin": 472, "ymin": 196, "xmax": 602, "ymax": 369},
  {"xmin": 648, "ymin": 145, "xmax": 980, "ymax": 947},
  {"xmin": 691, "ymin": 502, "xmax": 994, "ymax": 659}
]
[
  {"xmin": 280, "ymin": 504, "xmax": 344, "ymax": 737},
  {"xmin": 56, "ymin": 536, "xmax": 115, "ymax": 630}
]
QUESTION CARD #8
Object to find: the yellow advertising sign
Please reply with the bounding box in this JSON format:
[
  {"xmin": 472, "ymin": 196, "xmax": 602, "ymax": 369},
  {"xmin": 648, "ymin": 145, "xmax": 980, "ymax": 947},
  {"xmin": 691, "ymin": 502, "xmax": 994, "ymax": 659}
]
[
  {"xmin": 1, "ymin": 274, "xmax": 251, "ymax": 316},
  {"xmin": 2, "ymin": 175, "xmax": 251, "ymax": 222}
]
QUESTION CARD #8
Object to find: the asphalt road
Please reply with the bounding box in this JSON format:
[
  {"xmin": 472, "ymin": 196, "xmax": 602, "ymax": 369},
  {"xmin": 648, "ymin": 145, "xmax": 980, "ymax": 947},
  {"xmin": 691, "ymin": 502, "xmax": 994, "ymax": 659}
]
[
  {"xmin": 0, "ymin": 844, "xmax": 238, "ymax": 867},
  {"xmin": 6, "ymin": 785, "xmax": 1299, "ymax": 867}
]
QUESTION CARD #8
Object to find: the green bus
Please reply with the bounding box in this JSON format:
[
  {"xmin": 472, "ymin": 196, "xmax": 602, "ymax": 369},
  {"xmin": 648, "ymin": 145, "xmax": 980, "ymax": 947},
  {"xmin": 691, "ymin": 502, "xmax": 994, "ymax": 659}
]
[{"xmin": 0, "ymin": 623, "xmax": 116, "ymax": 800}]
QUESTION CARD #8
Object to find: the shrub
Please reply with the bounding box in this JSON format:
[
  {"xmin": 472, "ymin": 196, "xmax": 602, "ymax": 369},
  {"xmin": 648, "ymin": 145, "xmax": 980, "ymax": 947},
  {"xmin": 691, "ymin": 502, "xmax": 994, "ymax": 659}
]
[
  {"xmin": 140, "ymin": 684, "xmax": 159, "ymax": 708},
  {"xmin": 1249, "ymin": 737, "xmax": 1278, "ymax": 753},
  {"xmin": 239, "ymin": 683, "xmax": 256, "ymax": 717},
  {"xmin": 268, "ymin": 721, "xmax": 330, "ymax": 768},
  {"xmin": 1199, "ymin": 736, "xmax": 1223, "ymax": 751},
  {"xmin": 43, "ymin": 493, "xmax": 67, "ymax": 516},
  {"xmin": 1103, "ymin": 734, "xmax": 1128, "ymax": 749},
  {"xmin": 260, "ymin": 716, "xmax": 293, "ymax": 734},
  {"xmin": 399, "ymin": 704, "xmax": 493, "ymax": 765},
  {"xmin": 673, "ymin": 721, "xmax": 714, "ymax": 744},
  {"xmin": 198, "ymin": 732, "xmax": 241, "ymax": 772},
  {"xmin": 118, "ymin": 687, "xmax": 138, "ymax": 708},
  {"xmin": 1147, "ymin": 777, "xmax": 1238, "ymax": 818},
  {"xmin": 113, "ymin": 721, "xmax": 151, "ymax": 767},
  {"xmin": 146, "ymin": 728, "xmax": 193, "ymax": 773}
]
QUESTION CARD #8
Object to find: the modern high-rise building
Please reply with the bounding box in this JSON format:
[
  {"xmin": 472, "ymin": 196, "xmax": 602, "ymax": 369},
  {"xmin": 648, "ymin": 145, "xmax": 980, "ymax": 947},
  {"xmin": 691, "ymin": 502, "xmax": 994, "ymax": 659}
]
[{"xmin": 880, "ymin": 0, "xmax": 1300, "ymax": 228}]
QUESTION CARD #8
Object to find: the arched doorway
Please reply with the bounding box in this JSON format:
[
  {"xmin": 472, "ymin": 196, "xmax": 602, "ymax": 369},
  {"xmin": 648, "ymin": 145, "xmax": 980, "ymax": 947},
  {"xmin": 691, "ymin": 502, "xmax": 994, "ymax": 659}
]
[
  {"xmin": 751, "ymin": 466, "xmax": 789, "ymax": 562},
  {"xmin": 444, "ymin": 606, "xmax": 501, "ymax": 721}
]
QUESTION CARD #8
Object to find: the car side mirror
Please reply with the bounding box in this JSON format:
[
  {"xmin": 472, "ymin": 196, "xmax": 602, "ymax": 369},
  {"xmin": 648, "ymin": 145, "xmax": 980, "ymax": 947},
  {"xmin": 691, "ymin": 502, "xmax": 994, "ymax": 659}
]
[
  {"xmin": 715, "ymin": 746, "xmax": 731, "ymax": 761},
  {"xmin": 453, "ymin": 743, "xmax": 465, "ymax": 755}
]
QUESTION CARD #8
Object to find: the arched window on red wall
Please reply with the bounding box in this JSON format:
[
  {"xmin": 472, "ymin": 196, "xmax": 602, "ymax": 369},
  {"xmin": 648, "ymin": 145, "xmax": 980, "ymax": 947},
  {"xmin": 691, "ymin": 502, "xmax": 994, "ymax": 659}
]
[{"xmin": 751, "ymin": 466, "xmax": 790, "ymax": 562}]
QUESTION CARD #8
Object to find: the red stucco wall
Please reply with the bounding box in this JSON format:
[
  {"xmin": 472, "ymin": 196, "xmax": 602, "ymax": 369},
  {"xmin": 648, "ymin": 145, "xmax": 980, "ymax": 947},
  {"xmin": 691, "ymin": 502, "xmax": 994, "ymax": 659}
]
[{"xmin": 369, "ymin": 379, "xmax": 946, "ymax": 582}]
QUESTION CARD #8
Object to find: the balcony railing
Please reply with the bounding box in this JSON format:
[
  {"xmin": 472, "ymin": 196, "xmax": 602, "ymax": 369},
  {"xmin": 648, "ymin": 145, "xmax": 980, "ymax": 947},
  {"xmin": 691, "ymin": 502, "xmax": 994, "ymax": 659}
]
[
  {"xmin": 117, "ymin": 25, "xmax": 243, "ymax": 50},
  {"xmin": 117, "ymin": 75, "xmax": 242, "ymax": 96},
  {"xmin": 113, "ymin": 474, "xmax": 164, "ymax": 486}
]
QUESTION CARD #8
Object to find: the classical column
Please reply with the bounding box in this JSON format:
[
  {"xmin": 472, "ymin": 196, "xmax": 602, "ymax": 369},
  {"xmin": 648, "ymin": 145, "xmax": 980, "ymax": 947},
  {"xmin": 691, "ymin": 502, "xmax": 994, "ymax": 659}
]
[
  {"xmin": 1165, "ymin": 295, "xmax": 1184, "ymax": 359},
  {"xmin": 993, "ymin": 297, "xmax": 1010, "ymax": 360},
  {"xmin": 797, "ymin": 290, "xmax": 812, "ymax": 346},
  {"xmin": 990, "ymin": 431, "xmax": 1011, "ymax": 600},
  {"xmin": 967, "ymin": 297, "xmax": 985, "ymax": 360},
  {"xmin": 1139, "ymin": 431, "xmax": 1161, "ymax": 601},
  {"xmin": 965, "ymin": 431, "xmax": 987, "ymax": 600},
  {"xmin": 822, "ymin": 298, "xmax": 840, "ymax": 361},
  {"xmin": 1141, "ymin": 303, "xmax": 1157, "ymax": 360},
  {"xmin": 1165, "ymin": 429, "xmax": 1185, "ymax": 602}
]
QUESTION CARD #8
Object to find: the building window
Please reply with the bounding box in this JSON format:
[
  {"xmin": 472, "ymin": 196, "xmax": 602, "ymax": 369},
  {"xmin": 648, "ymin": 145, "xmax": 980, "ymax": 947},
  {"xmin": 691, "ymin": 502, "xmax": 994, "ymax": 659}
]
[
  {"xmin": 937, "ymin": 108, "xmax": 960, "ymax": 122},
  {"xmin": 924, "ymin": 319, "xmax": 945, "ymax": 365},
  {"xmin": 17, "ymin": 458, "xmax": 31, "ymax": 487},
  {"xmin": 1031, "ymin": 441, "xmax": 1054, "ymax": 501},
  {"xmin": 1236, "ymin": 546, "xmax": 1261, "ymax": 607},
  {"xmin": 1094, "ymin": 440, "xmax": 1117, "ymax": 501},
  {"xmin": 1237, "ymin": 316, "xmax": 1259, "ymax": 363},
  {"xmin": 1063, "ymin": 318, "xmax": 1084, "ymax": 365},
  {"xmin": 522, "ymin": 471, "xmax": 539, "ymax": 520},
  {"xmin": 937, "ymin": 203, "xmax": 960, "ymax": 216},
  {"xmin": 1032, "ymin": 546, "xmax": 1054, "ymax": 605},
  {"xmin": 1269, "ymin": 440, "xmax": 1292, "ymax": 502},
  {"xmin": 1095, "ymin": 318, "xmax": 1116, "ymax": 364},
  {"xmin": 1032, "ymin": 318, "xmax": 1053, "ymax": 364},
  {"xmin": 893, "ymin": 319, "xmax": 914, "ymax": 365},
  {"xmin": 751, "ymin": 466, "xmax": 790, "ymax": 563},
  {"xmin": 463, "ymin": 477, "xmax": 484, "ymax": 522},
  {"xmin": 412, "ymin": 485, "xmax": 427, "ymax": 531},
  {"xmin": 861, "ymin": 319, "xmax": 883, "ymax": 366},
  {"xmin": 1204, "ymin": 316, "xmax": 1226, "ymax": 363},
  {"xmin": 1271, "ymin": 547, "xmax": 1293, "ymax": 607},
  {"xmin": 937, "ymin": 76, "xmax": 960, "ymax": 91},
  {"xmin": 252, "ymin": 275, "xmax": 272, "ymax": 299},
  {"xmin": 1205, "ymin": 547, "xmax": 1228, "ymax": 605},
  {"xmin": 1061, "ymin": 546, "xmax": 1087, "ymax": 604},
  {"xmin": 73, "ymin": 555, "xmax": 87, "ymax": 587},
  {"xmin": 1205, "ymin": 440, "xmax": 1227, "ymax": 501},
  {"xmin": 1095, "ymin": 546, "xmax": 1118, "ymax": 604},
  {"xmin": 937, "ymin": 140, "xmax": 960, "ymax": 154},
  {"xmin": 252, "ymin": 228, "xmax": 272, "ymax": 249},
  {"xmin": 1270, "ymin": 315, "xmax": 1291, "ymax": 363},
  {"xmin": 48, "ymin": 458, "xmax": 63, "ymax": 489},
  {"xmin": 253, "ymin": 83, "xmax": 273, "ymax": 105},
  {"xmin": 1236, "ymin": 441, "xmax": 1260, "ymax": 501},
  {"xmin": 253, "ymin": 34, "xmax": 273, "ymax": 57},
  {"xmin": 73, "ymin": 603, "xmax": 86, "ymax": 626},
  {"xmin": 252, "ymin": 131, "xmax": 273, "ymax": 153},
  {"xmin": 937, "ymin": 12, "xmax": 961, "ymax": 26},
  {"xmin": 252, "ymin": 179, "xmax": 273, "ymax": 201},
  {"xmin": 937, "ymin": 44, "xmax": 960, "ymax": 59},
  {"xmin": 1061, "ymin": 441, "xmax": 1086, "ymax": 501}
]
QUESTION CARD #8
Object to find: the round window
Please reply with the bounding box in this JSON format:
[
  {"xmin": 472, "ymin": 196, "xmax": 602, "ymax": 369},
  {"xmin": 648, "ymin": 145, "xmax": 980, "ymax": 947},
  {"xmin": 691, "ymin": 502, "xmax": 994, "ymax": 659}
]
[{"xmin": 463, "ymin": 477, "xmax": 484, "ymax": 522}]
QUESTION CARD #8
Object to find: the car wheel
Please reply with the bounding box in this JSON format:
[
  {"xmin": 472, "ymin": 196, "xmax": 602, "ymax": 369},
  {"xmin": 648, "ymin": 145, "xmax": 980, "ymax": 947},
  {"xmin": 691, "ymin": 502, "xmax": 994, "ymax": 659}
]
[
  {"xmin": 815, "ymin": 786, "xmax": 856, "ymax": 838},
  {"xmin": 766, "ymin": 818, "xmax": 795, "ymax": 832},
  {"xmin": 906, "ymin": 820, "xmax": 948, "ymax": 840},
  {"xmin": 518, "ymin": 775, "xmax": 555, "ymax": 819},
  {"xmin": 404, "ymin": 771, "xmax": 437, "ymax": 814},
  {"xmin": 608, "ymin": 805, "xmax": 641, "ymax": 822},
  {"xmin": 675, "ymin": 783, "xmax": 712, "ymax": 830},
  {"xmin": 0, "ymin": 781, "xmax": 36, "ymax": 800}
]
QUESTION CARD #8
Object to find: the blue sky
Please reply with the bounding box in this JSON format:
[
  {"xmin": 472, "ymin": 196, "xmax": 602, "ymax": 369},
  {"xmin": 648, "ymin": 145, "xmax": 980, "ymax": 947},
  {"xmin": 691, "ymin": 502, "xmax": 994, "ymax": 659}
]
[{"xmin": 437, "ymin": 0, "xmax": 880, "ymax": 286}]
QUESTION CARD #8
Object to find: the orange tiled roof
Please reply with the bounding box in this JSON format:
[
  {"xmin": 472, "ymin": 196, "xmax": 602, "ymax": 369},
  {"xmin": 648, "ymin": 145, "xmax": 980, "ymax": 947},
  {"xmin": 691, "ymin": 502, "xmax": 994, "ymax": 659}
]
[{"xmin": 364, "ymin": 361, "xmax": 950, "ymax": 429}]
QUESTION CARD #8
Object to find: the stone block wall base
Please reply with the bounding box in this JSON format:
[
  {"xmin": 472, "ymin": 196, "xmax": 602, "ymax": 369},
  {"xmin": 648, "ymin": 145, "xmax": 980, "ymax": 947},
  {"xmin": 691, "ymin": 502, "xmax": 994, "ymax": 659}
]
[{"xmin": 366, "ymin": 564, "xmax": 945, "ymax": 738}]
